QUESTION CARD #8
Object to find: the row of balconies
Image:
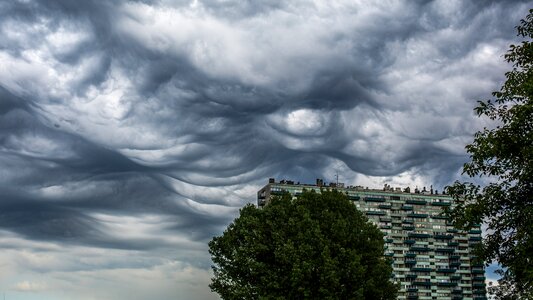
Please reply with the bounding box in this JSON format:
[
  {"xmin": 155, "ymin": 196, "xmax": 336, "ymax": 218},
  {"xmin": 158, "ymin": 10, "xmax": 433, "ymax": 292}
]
[
  {"xmin": 406, "ymin": 199, "xmax": 428, "ymax": 205},
  {"xmin": 394, "ymin": 263, "xmax": 484, "ymax": 275},
  {"xmin": 346, "ymin": 194, "xmax": 454, "ymax": 210},
  {"xmin": 382, "ymin": 228, "xmax": 480, "ymax": 245}
]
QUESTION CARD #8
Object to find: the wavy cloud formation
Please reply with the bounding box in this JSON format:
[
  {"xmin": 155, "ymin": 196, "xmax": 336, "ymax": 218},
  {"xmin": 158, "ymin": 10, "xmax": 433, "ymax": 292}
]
[{"xmin": 0, "ymin": 0, "xmax": 529, "ymax": 299}]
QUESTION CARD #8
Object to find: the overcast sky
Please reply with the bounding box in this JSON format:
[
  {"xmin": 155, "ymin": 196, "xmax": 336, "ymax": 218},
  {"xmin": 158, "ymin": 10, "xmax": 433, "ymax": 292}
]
[{"xmin": 0, "ymin": 0, "xmax": 530, "ymax": 299}]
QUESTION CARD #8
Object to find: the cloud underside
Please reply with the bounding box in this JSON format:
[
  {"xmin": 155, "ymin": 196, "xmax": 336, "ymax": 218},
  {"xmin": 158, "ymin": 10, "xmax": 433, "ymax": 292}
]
[{"xmin": 0, "ymin": 0, "xmax": 529, "ymax": 298}]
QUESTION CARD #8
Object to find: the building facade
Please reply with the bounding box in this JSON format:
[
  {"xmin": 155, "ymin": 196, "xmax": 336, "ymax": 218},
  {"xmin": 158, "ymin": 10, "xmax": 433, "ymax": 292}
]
[{"xmin": 257, "ymin": 178, "xmax": 486, "ymax": 300}]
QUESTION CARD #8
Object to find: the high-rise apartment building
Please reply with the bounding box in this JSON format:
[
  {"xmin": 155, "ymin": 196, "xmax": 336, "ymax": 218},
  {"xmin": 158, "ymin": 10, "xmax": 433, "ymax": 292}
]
[{"xmin": 257, "ymin": 178, "xmax": 486, "ymax": 300}]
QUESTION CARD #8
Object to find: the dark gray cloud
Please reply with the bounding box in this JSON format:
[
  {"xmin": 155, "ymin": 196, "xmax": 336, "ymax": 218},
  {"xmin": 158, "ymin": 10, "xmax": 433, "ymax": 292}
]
[{"xmin": 0, "ymin": 0, "xmax": 530, "ymax": 298}]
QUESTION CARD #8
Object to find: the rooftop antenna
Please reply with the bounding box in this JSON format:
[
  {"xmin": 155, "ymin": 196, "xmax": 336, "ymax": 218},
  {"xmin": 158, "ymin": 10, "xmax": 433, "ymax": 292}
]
[{"xmin": 335, "ymin": 173, "xmax": 339, "ymax": 186}]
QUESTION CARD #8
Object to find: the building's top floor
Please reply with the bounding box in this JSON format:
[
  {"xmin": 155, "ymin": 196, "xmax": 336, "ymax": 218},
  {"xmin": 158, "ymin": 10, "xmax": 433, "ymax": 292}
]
[
  {"xmin": 257, "ymin": 177, "xmax": 454, "ymax": 207},
  {"xmin": 264, "ymin": 177, "xmax": 449, "ymax": 196}
]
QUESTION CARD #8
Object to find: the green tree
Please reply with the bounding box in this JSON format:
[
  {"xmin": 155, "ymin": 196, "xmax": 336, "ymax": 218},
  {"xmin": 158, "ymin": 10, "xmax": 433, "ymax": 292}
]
[
  {"xmin": 208, "ymin": 190, "xmax": 398, "ymax": 300},
  {"xmin": 446, "ymin": 9, "xmax": 533, "ymax": 299}
]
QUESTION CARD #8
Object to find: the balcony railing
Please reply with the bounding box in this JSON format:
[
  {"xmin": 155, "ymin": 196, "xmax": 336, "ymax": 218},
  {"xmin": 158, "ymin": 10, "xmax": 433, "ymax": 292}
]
[
  {"xmin": 412, "ymin": 281, "xmax": 431, "ymax": 287},
  {"xmin": 364, "ymin": 197, "xmax": 386, "ymax": 202},
  {"xmin": 406, "ymin": 199, "xmax": 427, "ymax": 205},
  {"xmin": 435, "ymin": 233, "xmax": 454, "ymax": 239},
  {"xmin": 436, "ymin": 247, "xmax": 455, "ymax": 253},
  {"xmin": 411, "ymin": 266, "xmax": 432, "ymax": 272},
  {"xmin": 366, "ymin": 211, "xmax": 386, "ymax": 216},
  {"xmin": 436, "ymin": 267, "xmax": 457, "ymax": 273},
  {"xmin": 410, "ymin": 246, "xmax": 430, "ymax": 252},
  {"xmin": 437, "ymin": 281, "xmax": 458, "ymax": 286},
  {"xmin": 407, "ymin": 213, "xmax": 429, "ymax": 218},
  {"xmin": 409, "ymin": 232, "xmax": 431, "ymax": 238}
]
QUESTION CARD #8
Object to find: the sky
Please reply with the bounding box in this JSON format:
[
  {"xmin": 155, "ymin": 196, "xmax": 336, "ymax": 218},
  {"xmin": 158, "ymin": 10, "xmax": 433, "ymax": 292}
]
[{"xmin": 0, "ymin": 0, "xmax": 530, "ymax": 299}]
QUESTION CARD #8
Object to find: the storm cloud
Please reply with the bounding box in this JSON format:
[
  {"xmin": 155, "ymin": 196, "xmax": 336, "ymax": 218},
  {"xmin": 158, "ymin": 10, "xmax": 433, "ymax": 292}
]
[{"xmin": 0, "ymin": 0, "xmax": 530, "ymax": 299}]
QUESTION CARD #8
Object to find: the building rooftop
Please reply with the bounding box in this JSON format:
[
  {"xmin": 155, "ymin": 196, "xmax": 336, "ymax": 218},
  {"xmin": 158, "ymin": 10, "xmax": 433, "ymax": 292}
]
[{"xmin": 266, "ymin": 177, "xmax": 449, "ymax": 197}]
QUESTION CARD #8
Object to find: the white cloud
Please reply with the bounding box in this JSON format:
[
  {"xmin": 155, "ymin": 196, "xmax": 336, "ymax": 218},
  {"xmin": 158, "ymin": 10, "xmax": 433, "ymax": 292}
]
[
  {"xmin": 13, "ymin": 281, "xmax": 48, "ymax": 292},
  {"xmin": 0, "ymin": 233, "xmax": 218, "ymax": 300}
]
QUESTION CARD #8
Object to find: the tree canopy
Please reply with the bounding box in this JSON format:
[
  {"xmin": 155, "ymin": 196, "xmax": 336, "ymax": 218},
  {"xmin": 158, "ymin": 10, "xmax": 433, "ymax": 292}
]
[
  {"xmin": 208, "ymin": 190, "xmax": 398, "ymax": 300},
  {"xmin": 446, "ymin": 9, "xmax": 533, "ymax": 299}
]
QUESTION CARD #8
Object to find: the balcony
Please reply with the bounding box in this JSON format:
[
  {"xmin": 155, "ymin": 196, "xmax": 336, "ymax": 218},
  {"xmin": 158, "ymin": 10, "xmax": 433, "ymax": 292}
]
[
  {"xmin": 435, "ymin": 233, "xmax": 454, "ymax": 239},
  {"xmin": 401, "ymin": 205, "xmax": 414, "ymax": 210},
  {"xmin": 406, "ymin": 199, "xmax": 427, "ymax": 205},
  {"xmin": 405, "ymin": 253, "xmax": 416, "ymax": 258},
  {"xmin": 379, "ymin": 204, "xmax": 392, "ymax": 209},
  {"xmin": 364, "ymin": 196, "xmax": 386, "ymax": 202},
  {"xmin": 366, "ymin": 211, "xmax": 386, "ymax": 216},
  {"xmin": 411, "ymin": 267, "xmax": 432, "ymax": 272},
  {"xmin": 409, "ymin": 232, "xmax": 431, "ymax": 239},
  {"xmin": 406, "ymin": 274, "xmax": 417, "ymax": 279},
  {"xmin": 407, "ymin": 213, "xmax": 429, "ymax": 218},
  {"xmin": 471, "ymin": 268, "xmax": 484, "ymax": 274},
  {"xmin": 410, "ymin": 246, "xmax": 430, "ymax": 252},
  {"xmin": 473, "ymin": 283, "xmax": 486, "ymax": 288},
  {"xmin": 403, "ymin": 225, "xmax": 415, "ymax": 230},
  {"xmin": 450, "ymin": 261, "xmax": 461, "ymax": 267},
  {"xmin": 404, "ymin": 239, "xmax": 416, "ymax": 245},
  {"xmin": 432, "ymin": 215, "xmax": 449, "ymax": 220},
  {"xmin": 436, "ymin": 268, "xmax": 457, "ymax": 273},
  {"xmin": 469, "ymin": 236, "xmax": 482, "ymax": 241},
  {"xmin": 271, "ymin": 190, "xmax": 285, "ymax": 195},
  {"xmin": 348, "ymin": 195, "xmax": 360, "ymax": 201},
  {"xmin": 469, "ymin": 229, "xmax": 482, "ymax": 234},
  {"xmin": 437, "ymin": 281, "xmax": 458, "ymax": 287},
  {"xmin": 452, "ymin": 288, "xmax": 463, "ymax": 294},
  {"xmin": 380, "ymin": 225, "xmax": 392, "ymax": 229},
  {"xmin": 436, "ymin": 247, "xmax": 455, "ymax": 253},
  {"xmin": 412, "ymin": 281, "xmax": 431, "ymax": 287}
]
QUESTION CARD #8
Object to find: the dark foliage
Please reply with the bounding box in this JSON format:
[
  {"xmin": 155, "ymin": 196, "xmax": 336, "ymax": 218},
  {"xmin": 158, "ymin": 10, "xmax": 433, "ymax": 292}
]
[{"xmin": 446, "ymin": 9, "xmax": 533, "ymax": 299}]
